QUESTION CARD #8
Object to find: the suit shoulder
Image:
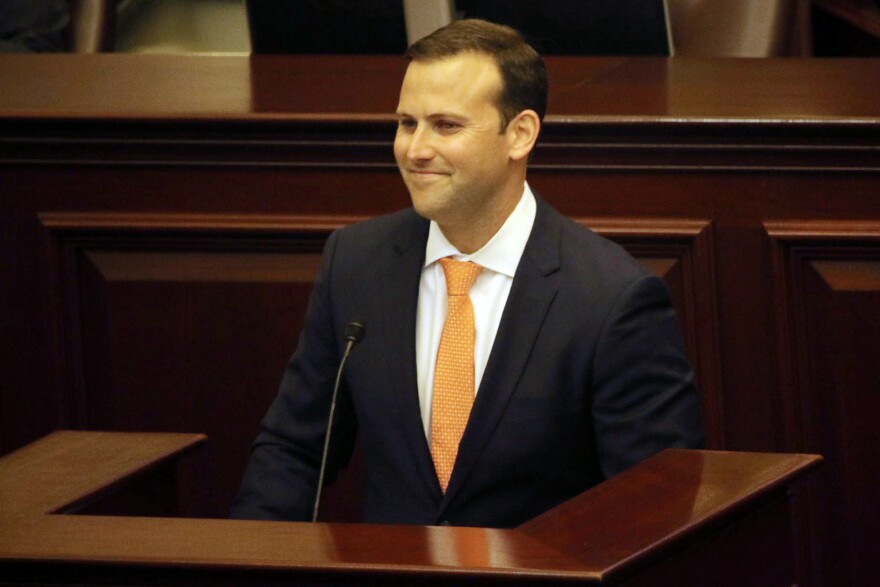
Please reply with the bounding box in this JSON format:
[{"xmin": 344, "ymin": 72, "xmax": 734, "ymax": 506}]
[
  {"xmin": 336, "ymin": 208, "xmax": 423, "ymax": 241},
  {"xmin": 329, "ymin": 208, "xmax": 426, "ymax": 262}
]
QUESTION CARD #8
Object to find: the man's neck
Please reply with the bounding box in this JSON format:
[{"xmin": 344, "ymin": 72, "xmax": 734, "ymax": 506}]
[{"xmin": 438, "ymin": 178, "xmax": 526, "ymax": 254}]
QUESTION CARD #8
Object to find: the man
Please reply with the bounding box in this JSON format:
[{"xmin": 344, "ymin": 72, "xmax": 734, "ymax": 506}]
[{"xmin": 231, "ymin": 19, "xmax": 703, "ymax": 528}]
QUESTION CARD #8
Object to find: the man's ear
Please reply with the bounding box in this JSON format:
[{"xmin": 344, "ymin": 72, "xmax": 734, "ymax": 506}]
[{"xmin": 507, "ymin": 109, "xmax": 541, "ymax": 161}]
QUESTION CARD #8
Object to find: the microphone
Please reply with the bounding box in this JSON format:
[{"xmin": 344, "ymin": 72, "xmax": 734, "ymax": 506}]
[{"xmin": 311, "ymin": 319, "xmax": 366, "ymax": 522}]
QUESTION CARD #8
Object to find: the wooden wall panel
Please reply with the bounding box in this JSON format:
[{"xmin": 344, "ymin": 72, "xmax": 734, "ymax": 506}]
[
  {"xmin": 0, "ymin": 212, "xmax": 64, "ymax": 455},
  {"xmin": 768, "ymin": 222, "xmax": 880, "ymax": 587},
  {"xmin": 41, "ymin": 213, "xmax": 337, "ymax": 517}
]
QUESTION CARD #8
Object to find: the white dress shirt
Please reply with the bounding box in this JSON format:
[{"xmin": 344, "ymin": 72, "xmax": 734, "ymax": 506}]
[{"xmin": 415, "ymin": 183, "xmax": 537, "ymax": 438}]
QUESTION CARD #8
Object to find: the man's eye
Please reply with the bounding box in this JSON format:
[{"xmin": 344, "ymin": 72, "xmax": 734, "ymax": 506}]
[
  {"xmin": 436, "ymin": 121, "xmax": 460, "ymax": 132},
  {"xmin": 398, "ymin": 119, "xmax": 416, "ymax": 131}
]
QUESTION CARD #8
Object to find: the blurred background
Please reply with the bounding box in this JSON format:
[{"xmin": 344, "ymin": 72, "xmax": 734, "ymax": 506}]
[{"xmin": 3, "ymin": 0, "xmax": 879, "ymax": 57}]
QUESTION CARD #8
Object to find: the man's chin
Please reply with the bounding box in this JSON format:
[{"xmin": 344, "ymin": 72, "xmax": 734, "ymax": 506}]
[
  {"xmin": 410, "ymin": 199, "xmax": 437, "ymax": 221},
  {"xmin": 409, "ymin": 192, "xmax": 450, "ymax": 223}
]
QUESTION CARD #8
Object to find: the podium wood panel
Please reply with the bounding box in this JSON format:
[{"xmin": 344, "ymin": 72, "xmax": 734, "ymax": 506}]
[{"xmin": 0, "ymin": 432, "xmax": 820, "ymax": 586}]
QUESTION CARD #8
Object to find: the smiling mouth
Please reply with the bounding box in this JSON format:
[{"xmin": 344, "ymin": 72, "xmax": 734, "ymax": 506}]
[
  {"xmin": 408, "ymin": 172, "xmax": 448, "ymax": 186},
  {"xmin": 408, "ymin": 169, "xmax": 450, "ymax": 177}
]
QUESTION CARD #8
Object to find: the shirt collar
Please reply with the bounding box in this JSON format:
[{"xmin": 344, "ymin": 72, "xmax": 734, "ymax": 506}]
[{"xmin": 424, "ymin": 182, "xmax": 537, "ymax": 278}]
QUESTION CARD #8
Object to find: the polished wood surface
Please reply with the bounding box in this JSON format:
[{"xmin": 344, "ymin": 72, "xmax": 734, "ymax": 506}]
[
  {"xmin": 2, "ymin": 54, "xmax": 880, "ymax": 119},
  {"xmin": 521, "ymin": 449, "xmax": 820, "ymax": 584},
  {"xmin": 0, "ymin": 432, "xmax": 820, "ymax": 585},
  {"xmin": 0, "ymin": 430, "xmax": 205, "ymax": 516},
  {"xmin": 1, "ymin": 54, "xmax": 878, "ymax": 586}
]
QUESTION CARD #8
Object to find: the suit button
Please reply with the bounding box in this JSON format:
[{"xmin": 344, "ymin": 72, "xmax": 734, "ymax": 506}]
[{"xmin": 440, "ymin": 520, "xmax": 451, "ymax": 526}]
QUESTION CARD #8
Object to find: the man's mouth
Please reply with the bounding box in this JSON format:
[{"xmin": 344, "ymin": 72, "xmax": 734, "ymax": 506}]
[{"xmin": 408, "ymin": 169, "xmax": 450, "ymax": 177}]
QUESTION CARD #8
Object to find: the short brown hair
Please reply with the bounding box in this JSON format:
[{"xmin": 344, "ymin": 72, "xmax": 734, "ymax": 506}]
[{"xmin": 404, "ymin": 19, "xmax": 547, "ymax": 131}]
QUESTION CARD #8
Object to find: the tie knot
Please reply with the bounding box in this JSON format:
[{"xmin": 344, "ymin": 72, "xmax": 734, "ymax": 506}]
[{"xmin": 439, "ymin": 258, "xmax": 483, "ymax": 296}]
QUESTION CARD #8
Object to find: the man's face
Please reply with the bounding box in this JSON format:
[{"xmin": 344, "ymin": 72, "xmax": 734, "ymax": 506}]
[{"xmin": 394, "ymin": 52, "xmax": 515, "ymax": 229}]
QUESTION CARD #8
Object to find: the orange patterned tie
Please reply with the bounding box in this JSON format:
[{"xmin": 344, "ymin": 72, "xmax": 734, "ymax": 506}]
[{"xmin": 431, "ymin": 257, "xmax": 483, "ymax": 493}]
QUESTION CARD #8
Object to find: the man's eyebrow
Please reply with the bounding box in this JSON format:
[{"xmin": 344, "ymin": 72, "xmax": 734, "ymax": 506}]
[
  {"xmin": 426, "ymin": 112, "xmax": 468, "ymax": 122},
  {"xmin": 394, "ymin": 111, "xmax": 470, "ymax": 123}
]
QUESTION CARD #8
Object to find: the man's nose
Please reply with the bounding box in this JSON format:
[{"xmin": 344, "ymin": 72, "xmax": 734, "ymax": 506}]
[{"xmin": 407, "ymin": 126, "xmax": 434, "ymax": 161}]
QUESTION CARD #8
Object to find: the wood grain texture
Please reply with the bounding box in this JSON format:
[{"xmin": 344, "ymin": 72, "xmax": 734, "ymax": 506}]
[
  {"xmin": 519, "ymin": 450, "xmax": 820, "ymax": 583},
  {"xmin": 1, "ymin": 54, "xmax": 879, "ymax": 120},
  {"xmin": 0, "ymin": 431, "xmax": 204, "ymax": 517}
]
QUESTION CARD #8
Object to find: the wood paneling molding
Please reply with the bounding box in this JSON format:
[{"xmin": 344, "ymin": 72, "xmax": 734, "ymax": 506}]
[
  {"xmin": 37, "ymin": 213, "xmax": 352, "ymax": 518},
  {"xmin": 5, "ymin": 118, "xmax": 880, "ymax": 172},
  {"xmin": 39, "ymin": 212, "xmax": 366, "ymax": 233},
  {"xmin": 767, "ymin": 220, "xmax": 880, "ymax": 586}
]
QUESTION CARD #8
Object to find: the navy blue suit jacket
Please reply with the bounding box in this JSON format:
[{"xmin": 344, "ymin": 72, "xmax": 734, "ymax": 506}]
[{"xmin": 231, "ymin": 198, "xmax": 704, "ymax": 527}]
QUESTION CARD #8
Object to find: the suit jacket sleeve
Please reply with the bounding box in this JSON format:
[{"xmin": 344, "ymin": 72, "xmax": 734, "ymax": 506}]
[
  {"xmin": 591, "ymin": 272, "xmax": 705, "ymax": 478},
  {"xmin": 230, "ymin": 230, "xmax": 358, "ymax": 521}
]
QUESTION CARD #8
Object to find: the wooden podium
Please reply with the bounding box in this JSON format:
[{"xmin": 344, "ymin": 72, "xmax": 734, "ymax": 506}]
[{"xmin": 0, "ymin": 432, "xmax": 820, "ymax": 586}]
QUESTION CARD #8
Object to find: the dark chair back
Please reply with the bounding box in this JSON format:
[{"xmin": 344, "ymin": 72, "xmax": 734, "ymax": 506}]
[
  {"xmin": 459, "ymin": 0, "xmax": 671, "ymax": 56},
  {"xmin": 247, "ymin": 0, "xmax": 407, "ymax": 54}
]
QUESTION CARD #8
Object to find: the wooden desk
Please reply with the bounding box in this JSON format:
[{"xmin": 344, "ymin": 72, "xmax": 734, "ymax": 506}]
[
  {"xmin": 0, "ymin": 432, "xmax": 820, "ymax": 586},
  {"xmin": 1, "ymin": 55, "xmax": 878, "ymax": 586}
]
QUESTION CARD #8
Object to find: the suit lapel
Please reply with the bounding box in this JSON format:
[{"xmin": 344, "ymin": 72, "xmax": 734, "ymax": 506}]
[
  {"xmin": 377, "ymin": 215, "xmax": 441, "ymax": 499},
  {"xmin": 441, "ymin": 199, "xmax": 562, "ymax": 510}
]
